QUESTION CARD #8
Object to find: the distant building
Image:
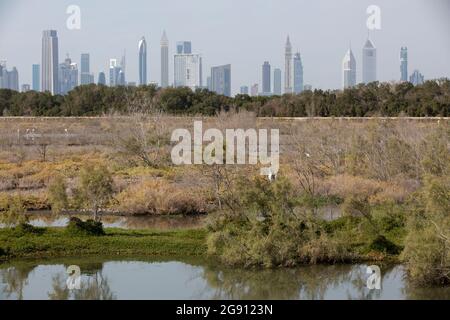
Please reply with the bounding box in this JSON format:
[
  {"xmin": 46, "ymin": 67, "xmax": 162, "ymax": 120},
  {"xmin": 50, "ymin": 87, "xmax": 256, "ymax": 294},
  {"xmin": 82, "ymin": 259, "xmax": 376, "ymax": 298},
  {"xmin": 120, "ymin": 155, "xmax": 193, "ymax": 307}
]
[
  {"xmin": 211, "ymin": 64, "xmax": 231, "ymax": 96},
  {"xmin": 250, "ymin": 83, "xmax": 259, "ymax": 96},
  {"xmin": 206, "ymin": 76, "xmax": 212, "ymax": 91},
  {"xmin": 59, "ymin": 56, "xmax": 78, "ymax": 95},
  {"xmin": 409, "ymin": 69, "xmax": 424, "ymax": 86},
  {"xmin": 262, "ymin": 61, "xmax": 271, "ymax": 94},
  {"xmin": 342, "ymin": 48, "xmax": 356, "ymax": 89},
  {"xmin": 32, "ymin": 64, "xmax": 40, "ymax": 91},
  {"xmin": 273, "ymin": 68, "xmax": 281, "ymax": 95},
  {"xmin": 80, "ymin": 53, "xmax": 94, "ymax": 85},
  {"xmin": 109, "ymin": 59, "xmax": 125, "ymax": 86},
  {"xmin": 128, "ymin": 82, "xmax": 137, "ymax": 87},
  {"xmin": 240, "ymin": 86, "xmax": 249, "ymax": 95},
  {"xmin": 293, "ymin": 52, "xmax": 303, "ymax": 94},
  {"xmin": 362, "ymin": 38, "xmax": 377, "ymax": 84},
  {"xmin": 21, "ymin": 84, "xmax": 30, "ymax": 92},
  {"xmin": 284, "ymin": 36, "xmax": 293, "ymax": 94},
  {"xmin": 138, "ymin": 37, "xmax": 147, "ymax": 85},
  {"xmin": 98, "ymin": 72, "xmax": 106, "ymax": 85},
  {"xmin": 0, "ymin": 63, "xmax": 19, "ymax": 91},
  {"xmin": 174, "ymin": 50, "xmax": 202, "ymax": 91},
  {"xmin": 400, "ymin": 47, "xmax": 408, "ymax": 82},
  {"xmin": 160, "ymin": 31, "xmax": 169, "ymax": 88},
  {"xmin": 176, "ymin": 41, "xmax": 191, "ymax": 54},
  {"xmin": 41, "ymin": 30, "xmax": 59, "ymax": 94},
  {"xmin": 304, "ymin": 84, "xmax": 313, "ymax": 91}
]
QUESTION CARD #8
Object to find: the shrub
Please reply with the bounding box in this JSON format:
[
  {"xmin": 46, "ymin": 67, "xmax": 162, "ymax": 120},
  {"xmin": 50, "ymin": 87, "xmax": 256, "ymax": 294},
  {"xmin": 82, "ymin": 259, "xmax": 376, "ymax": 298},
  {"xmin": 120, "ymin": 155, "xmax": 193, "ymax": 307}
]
[
  {"xmin": 401, "ymin": 176, "xmax": 450, "ymax": 285},
  {"xmin": 66, "ymin": 217, "xmax": 105, "ymax": 236},
  {"xmin": 368, "ymin": 235, "xmax": 400, "ymax": 254},
  {"xmin": 115, "ymin": 179, "xmax": 208, "ymax": 215},
  {"xmin": 47, "ymin": 175, "xmax": 68, "ymax": 214},
  {"xmin": 0, "ymin": 195, "xmax": 27, "ymax": 226},
  {"xmin": 12, "ymin": 223, "xmax": 46, "ymax": 236}
]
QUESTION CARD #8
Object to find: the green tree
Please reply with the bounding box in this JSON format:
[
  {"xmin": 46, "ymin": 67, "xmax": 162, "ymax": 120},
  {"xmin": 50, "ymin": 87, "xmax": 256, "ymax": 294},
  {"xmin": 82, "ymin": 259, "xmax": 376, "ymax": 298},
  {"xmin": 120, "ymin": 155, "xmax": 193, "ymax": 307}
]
[
  {"xmin": 77, "ymin": 164, "xmax": 114, "ymax": 221},
  {"xmin": 47, "ymin": 175, "xmax": 68, "ymax": 215}
]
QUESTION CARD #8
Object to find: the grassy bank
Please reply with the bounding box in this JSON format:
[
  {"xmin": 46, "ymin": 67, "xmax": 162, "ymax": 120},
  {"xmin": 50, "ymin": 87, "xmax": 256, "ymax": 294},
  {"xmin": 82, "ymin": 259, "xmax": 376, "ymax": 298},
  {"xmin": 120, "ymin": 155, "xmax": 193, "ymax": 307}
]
[{"xmin": 0, "ymin": 227, "xmax": 207, "ymax": 260}]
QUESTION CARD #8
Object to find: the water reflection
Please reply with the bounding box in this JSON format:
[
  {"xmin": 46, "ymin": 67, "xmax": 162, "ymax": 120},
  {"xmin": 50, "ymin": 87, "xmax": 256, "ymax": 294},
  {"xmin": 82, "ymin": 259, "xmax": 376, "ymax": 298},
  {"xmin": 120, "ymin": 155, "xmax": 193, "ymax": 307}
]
[
  {"xmin": 1, "ymin": 258, "xmax": 449, "ymax": 300},
  {"xmin": 1, "ymin": 213, "xmax": 206, "ymax": 230}
]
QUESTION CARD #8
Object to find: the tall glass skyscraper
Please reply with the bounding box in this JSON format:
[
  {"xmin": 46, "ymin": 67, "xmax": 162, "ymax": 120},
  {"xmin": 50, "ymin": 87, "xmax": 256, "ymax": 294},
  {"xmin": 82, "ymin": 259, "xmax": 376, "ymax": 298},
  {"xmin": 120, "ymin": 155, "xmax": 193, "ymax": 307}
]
[
  {"xmin": 80, "ymin": 53, "xmax": 94, "ymax": 85},
  {"xmin": 262, "ymin": 61, "xmax": 271, "ymax": 94},
  {"xmin": 32, "ymin": 64, "xmax": 40, "ymax": 91},
  {"xmin": 342, "ymin": 48, "xmax": 356, "ymax": 89},
  {"xmin": 273, "ymin": 68, "xmax": 281, "ymax": 95},
  {"xmin": 161, "ymin": 31, "xmax": 169, "ymax": 88},
  {"xmin": 211, "ymin": 64, "xmax": 231, "ymax": 97},
  {"xmin": 41, "ymin": 30, "xmax": 59, "ymax": 94},
  {"xmin": 400, "ymin": 47, "xmax": 408, "ymax": 82},
  {"xmin": 362, "ymin": 38, "xmax": 377, "ymax": 84},
  {"xmin": 138, "ymin": 37, "xmax": 147, "ymax": 86},
  {"xmin": 293, "ymin": 52, "xmax": 303, "ymax": 94}
]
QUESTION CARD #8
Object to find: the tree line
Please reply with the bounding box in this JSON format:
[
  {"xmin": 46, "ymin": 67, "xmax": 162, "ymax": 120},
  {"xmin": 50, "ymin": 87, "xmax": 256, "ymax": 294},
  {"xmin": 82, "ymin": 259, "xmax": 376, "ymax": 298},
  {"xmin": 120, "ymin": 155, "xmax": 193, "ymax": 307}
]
[{"xmin": 0, "ymin": 79, "xmax": 449, "ymax": 117}]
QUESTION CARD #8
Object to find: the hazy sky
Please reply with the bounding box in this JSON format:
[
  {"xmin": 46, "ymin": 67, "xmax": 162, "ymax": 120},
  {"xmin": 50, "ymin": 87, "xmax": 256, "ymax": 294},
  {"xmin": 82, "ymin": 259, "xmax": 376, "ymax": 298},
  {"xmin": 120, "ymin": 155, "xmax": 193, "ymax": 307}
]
[{"xmin": 0, "ymin": 0, "xmax": 449, "ymax": 94}]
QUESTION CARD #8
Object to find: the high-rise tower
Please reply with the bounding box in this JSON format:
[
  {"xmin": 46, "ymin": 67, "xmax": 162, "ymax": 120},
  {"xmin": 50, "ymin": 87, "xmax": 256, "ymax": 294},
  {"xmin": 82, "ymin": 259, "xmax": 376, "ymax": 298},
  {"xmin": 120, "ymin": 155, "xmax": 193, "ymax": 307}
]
[
  {"xmin": 342, "ymin": 48, "xmax": 356, "ymax": 89},
  {"xmin": 161, "ymin": 31, "xmax": 169, "ymax": 88},
  {"xmin": 362, "ymin": 38, "xmax": 377, "ymax": 84},
  {"xmin": 273, "ymin": 68, "xmax": 282, "ymax": 95},
  {"xmin": 400, "ymin": 47, "xmax": 408, "ymax": 82},
  {"xmin": 293, "ymin": 52, "xmax": 303, "ymax": 94},
  {"xmin": 262, "ymin": 61, "xmax": 271, "ymax": 94},
  {"xmin": 41, "ymin": 30, "xmax": 59, "ymax": 94},
  {"xmin": 284, "ymin": 36, "xmax": 292, "ymax": 94},
  {"xmin": 138, "ymin": 37, "xmax": 147, "ymax": 85}
]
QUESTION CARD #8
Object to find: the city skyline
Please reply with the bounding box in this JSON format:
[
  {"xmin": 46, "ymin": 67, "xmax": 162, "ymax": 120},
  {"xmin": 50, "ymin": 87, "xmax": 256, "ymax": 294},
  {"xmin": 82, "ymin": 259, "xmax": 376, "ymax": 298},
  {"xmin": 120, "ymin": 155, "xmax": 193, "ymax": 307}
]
[{"xmin": 0, "ymin": 0, "xmax": 449, "ymax": 94}]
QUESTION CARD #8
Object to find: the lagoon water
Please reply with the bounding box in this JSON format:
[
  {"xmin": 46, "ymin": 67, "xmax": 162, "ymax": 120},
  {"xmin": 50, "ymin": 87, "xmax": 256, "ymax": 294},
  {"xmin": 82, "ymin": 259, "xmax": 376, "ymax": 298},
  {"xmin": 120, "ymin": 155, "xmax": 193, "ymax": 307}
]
[{"xmin": 1, "ymin": 257, "xmax": 449, "ymax": 300}]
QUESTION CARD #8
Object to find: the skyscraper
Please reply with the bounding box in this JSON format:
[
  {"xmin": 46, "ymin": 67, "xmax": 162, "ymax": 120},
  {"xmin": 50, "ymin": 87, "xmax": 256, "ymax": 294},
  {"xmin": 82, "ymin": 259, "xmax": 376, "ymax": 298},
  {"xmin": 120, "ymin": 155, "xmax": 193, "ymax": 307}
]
[
  {"xmin": 211, "ymin": 64, "xmax": 231, "ymax": 96},
  {"xmin": 293, "ymin": 52, "xmax": 303, "ymax": 94},
  {"xmin": 342, "ymin": 48, "xmax": 356, "ymax": 89},
  {"xmin": 41, "ymin": 30, "xmax": 59, "ymax": 94},
  {"xmin": 161, "ymin": 31, "xmax": 169, "ymax": 88},
  {"xmin": 0, "ymin": 62, "xmax": 4, "ymax": 89},
  {"xmin": 284, "ymin": 36, "xmax": 293, "ymax": 94},
  {"xmin": 262, "ymin": 61, "xmax": 271, "ymax": 94},
  {"xmin": 176, "ymin": 41, "xmax": 192, "ymax": 54},
  {"xmin": 98, "ymin": 72, "xmax": 106, "ymax": 85},
  {"xmin": 32, "ymin": 64, "xmax": 40, "ymax": 91},
  {"xmin": 58, "ymin": 56, "xmax": 78, "ymax": 95},
  {"xmin": 0, "ymin": 65, "xmax": 19, "ymax": 91},
  {"xmin": 273, "ymin": 68, "xmax": 281, "ymax": 95},
  {"xmin": 410, "ymin": 70, "xmax": 424, "ymax": 86},
  {"xmin": 174, "ymin": 42, "xmax": 202, "ymax": 91},
  {"xmin": 138, "ymin": 37, "xmax": 147, "ymax": 86},
  {"xmin": 400, "ymin": 47, "xmax": 408, "ymax": 82},
  {"xmin": 251, "ymin": 84, "xmax": 259, "ymax": 96},
  {"xmin": 240, "ymin": 86, "xmax": 249, "ymax": 95},
  {"xmin": 80, "ymin": 53, "xmax": 94, "ymax": 85},
  {"xmin": 109, "ymin": 58, "xmax": 126, "ymax": 86},
  {"xmin": 362, "ymin": 38, "xmax": 377, "ymax": 84}
]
